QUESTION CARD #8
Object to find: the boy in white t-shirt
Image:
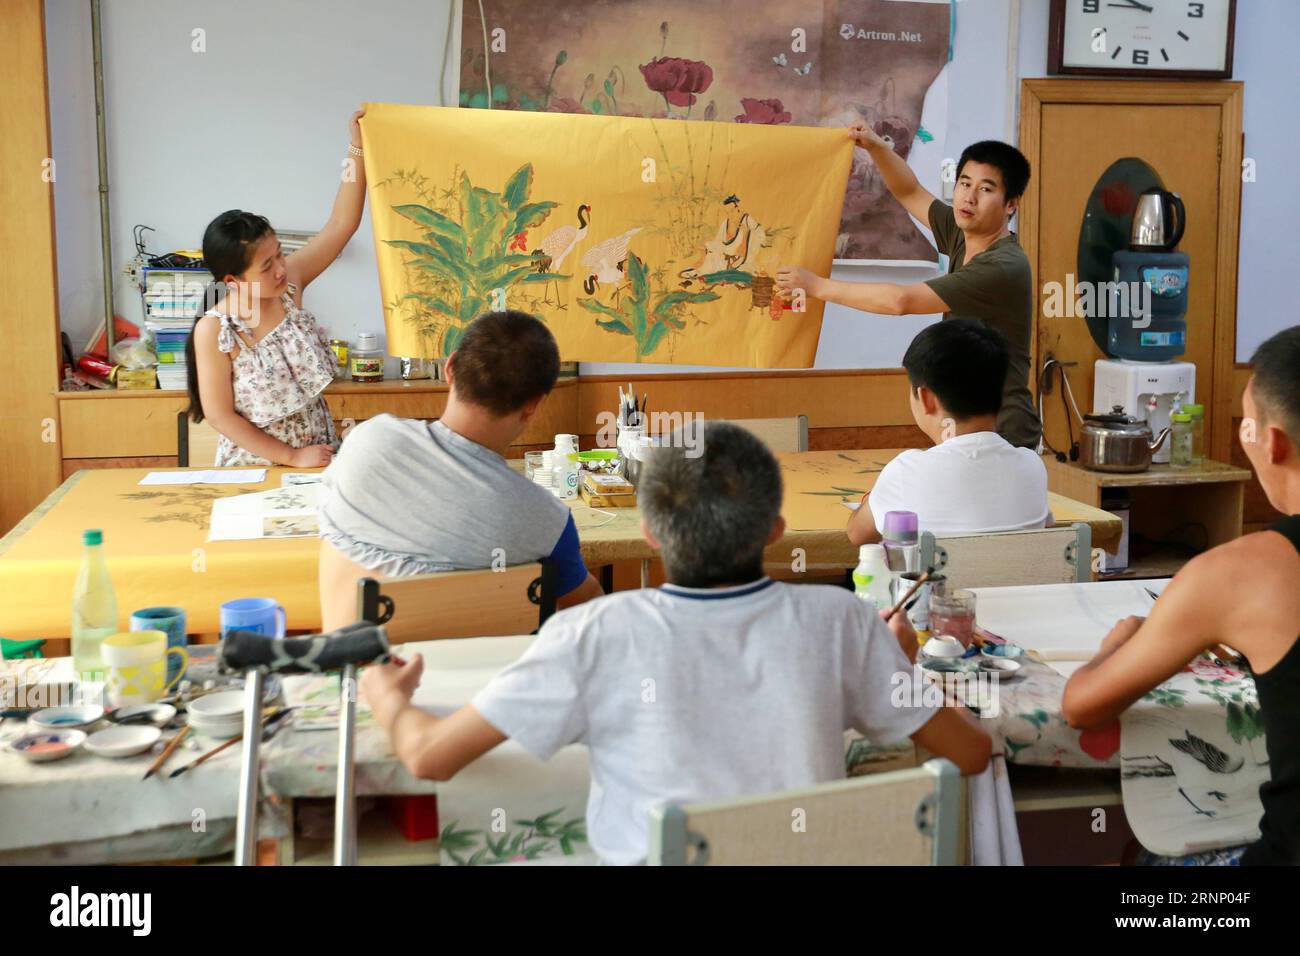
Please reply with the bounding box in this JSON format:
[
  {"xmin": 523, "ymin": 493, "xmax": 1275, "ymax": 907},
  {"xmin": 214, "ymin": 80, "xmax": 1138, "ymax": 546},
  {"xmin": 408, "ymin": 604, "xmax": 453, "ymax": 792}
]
[
  {"xmin": 361, "ymin": 422, "xmax": 992, "ymax": 864},
  {"xmin": 847, "ymin": 319, "xmax": 1050, "ymax": 545}
]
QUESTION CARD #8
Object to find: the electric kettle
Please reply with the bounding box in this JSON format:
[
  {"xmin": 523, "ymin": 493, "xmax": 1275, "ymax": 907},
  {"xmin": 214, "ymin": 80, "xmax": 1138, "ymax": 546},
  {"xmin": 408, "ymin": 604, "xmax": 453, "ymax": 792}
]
[{"xmin": 1130, "ymin": 188, "xmax": 1186, "ymax": 251}]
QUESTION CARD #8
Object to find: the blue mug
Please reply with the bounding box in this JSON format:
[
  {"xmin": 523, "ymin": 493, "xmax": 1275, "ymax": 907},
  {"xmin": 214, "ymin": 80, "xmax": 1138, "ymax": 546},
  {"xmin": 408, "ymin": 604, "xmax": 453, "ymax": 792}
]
[
  {"xmin": 220, "ymin": 598, "xmax": 286, "ymax": 639},
  {"xmin": 130, "ymin": 606, "xmax": 189, "ymax": 685}
]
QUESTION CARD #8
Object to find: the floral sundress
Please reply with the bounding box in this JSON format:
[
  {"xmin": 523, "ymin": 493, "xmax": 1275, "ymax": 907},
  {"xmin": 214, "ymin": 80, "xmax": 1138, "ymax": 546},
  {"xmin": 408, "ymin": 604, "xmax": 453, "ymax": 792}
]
[{"xmin": 208, "ymin": 283, "xmax": 339, "ymax": 467}]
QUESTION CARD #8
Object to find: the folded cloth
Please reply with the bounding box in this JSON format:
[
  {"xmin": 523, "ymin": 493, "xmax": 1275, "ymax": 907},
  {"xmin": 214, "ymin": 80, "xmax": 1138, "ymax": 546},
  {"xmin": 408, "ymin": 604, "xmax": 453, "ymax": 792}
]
[{"xmin": 969, "ymin": 754, "xmax": 1024, "ymax": 865}]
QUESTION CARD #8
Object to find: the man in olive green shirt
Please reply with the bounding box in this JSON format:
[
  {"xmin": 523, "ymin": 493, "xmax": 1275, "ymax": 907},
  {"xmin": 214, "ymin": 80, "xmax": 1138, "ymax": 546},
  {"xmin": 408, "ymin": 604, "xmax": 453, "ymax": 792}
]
[{"xmin": 777, "ymin": 128, "xmax": 1041, "ymax": 449}]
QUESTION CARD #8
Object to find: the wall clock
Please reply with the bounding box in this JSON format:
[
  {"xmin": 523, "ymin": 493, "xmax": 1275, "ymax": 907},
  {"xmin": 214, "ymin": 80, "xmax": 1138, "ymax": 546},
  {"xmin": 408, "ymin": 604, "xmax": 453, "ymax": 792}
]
[{"xmin": 1048, "ymin": 0, "xmax": 1235, "ymax": 78}]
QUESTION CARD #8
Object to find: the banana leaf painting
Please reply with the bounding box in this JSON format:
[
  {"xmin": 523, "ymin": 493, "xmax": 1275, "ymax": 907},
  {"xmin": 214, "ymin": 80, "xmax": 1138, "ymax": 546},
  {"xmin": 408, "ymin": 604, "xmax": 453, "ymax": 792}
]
[{"xmin": 360, "ymin": 102, "xmax": 852, "ymax": 366}]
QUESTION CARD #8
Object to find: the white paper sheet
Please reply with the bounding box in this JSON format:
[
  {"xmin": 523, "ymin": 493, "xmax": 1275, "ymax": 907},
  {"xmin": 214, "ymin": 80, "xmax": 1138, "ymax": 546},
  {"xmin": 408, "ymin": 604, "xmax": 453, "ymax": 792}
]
[
  {"xmin": 207, "ymin": 486, "xmax": 321, "ymax": 541},
  {"xmin": 970, "ymin": 579, "xmax": 1170, "ymax": 665},
  {"xmin": 139, "ymin": 469, "xmax": 267, "ymax": 485}
]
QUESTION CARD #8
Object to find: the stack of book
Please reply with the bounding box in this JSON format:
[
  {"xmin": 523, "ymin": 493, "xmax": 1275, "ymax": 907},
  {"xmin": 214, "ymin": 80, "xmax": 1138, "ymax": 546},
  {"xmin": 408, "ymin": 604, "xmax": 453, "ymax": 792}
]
[{"xmin": 141, "ymin": 266, "xmax": 210, "ymax": 391}]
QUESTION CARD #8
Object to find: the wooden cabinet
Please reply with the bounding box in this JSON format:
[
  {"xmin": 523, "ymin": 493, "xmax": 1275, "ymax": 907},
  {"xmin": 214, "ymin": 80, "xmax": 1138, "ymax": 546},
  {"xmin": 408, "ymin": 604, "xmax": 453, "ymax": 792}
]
[
  {"xmin": 55, "ymin": 371, "xmax": 929, "ymax": 477},
  {"xmin": 1046, "ymin": 457, "xmax": 1251, "ymax": 578}
]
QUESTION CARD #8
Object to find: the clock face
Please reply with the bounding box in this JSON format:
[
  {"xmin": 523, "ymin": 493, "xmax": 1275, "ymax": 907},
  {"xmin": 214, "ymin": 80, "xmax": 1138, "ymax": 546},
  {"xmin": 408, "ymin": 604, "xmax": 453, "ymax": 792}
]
[{"xmin": 1059, "ymin": 0, "xmax": 1233, "ymax": 74}]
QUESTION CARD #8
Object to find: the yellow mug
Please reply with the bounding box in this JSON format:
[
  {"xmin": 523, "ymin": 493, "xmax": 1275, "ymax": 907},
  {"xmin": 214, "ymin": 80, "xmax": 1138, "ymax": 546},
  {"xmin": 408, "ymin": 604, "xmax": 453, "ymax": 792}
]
[{"xmin": 101, "ymin": 631, "xmax": 189, "ymax": 707}]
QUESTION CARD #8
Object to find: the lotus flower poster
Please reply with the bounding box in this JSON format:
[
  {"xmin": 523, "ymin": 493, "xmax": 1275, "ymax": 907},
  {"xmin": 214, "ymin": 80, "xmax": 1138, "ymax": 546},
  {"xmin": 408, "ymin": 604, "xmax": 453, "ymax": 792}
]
[
  {"xmin": 360, "ymin": 103, "xmax": 853, "ymax": 366},
  {"xmin": 457, "ymin": 0, "xmax": 952, "ymax": 264}
]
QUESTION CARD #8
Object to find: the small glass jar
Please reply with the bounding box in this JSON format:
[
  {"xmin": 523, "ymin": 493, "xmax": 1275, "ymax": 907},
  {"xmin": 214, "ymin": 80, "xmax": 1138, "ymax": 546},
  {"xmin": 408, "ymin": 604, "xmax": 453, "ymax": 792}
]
[
  {"xmin": 349, "ymin": 332, "xmax": 383, "ymax": 383},
  {"xmin": 1183, "ymin": 403, "xmax": 1205, "ymax": 466},
  {"xmin": 1170, "ymin": 412, "xmax": 1194, "ymax": 468}
]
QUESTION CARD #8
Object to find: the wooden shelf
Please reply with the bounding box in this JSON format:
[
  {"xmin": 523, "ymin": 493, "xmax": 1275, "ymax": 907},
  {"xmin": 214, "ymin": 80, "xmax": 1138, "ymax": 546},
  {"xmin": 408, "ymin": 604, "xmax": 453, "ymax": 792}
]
[
  {"xmin": 1099, "ymin": 548, "xmax": 1190, "ymax": 581},
  {"xmin": 1049, "ymin": 458, "xmax": 1252, "ymax": 490},
  {"xmin": 289, "ymin": 810, "xmax": 440, "ymax": 866},
  {"xmin": 1009, "ymin": 766, "xmax": 1123, "ymax": 813}
]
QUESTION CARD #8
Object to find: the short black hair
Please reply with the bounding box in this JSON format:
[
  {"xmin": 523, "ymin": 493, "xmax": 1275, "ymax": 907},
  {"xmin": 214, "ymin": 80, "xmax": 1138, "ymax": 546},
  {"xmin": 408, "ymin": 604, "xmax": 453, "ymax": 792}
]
[
  {"xmin": 956, "ymin": 141, "xmax": 1031, "ymax": 201},
  {"xmin": 639, "ymin": 422, "xmax": 782, "ymax": 588},
  {"xmin": 449, "ymin": 311, "xmax": 560, "ymax": 416},
  {"xmin": 902, "ymin": 319, "xmax": 1009, "ymax": 420},
  {"xmin": 1250, "ymin": 325, "xmax": 1300, "ymax": 442}
]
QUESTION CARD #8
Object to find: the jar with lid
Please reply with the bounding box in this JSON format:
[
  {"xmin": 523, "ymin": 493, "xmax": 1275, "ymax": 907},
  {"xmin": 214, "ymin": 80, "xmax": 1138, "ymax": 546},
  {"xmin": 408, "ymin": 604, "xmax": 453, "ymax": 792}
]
[
  {"xmin": 349, "ymin": 333, "xmax": 383, "ymax": 383},
  {"xmin": 1182, "ymin": 403, "xmax": 1205, "ymax": 466},
  {"xmin": 1170, "ymin": 412, "xmax": 1194, "ymax": 468}
]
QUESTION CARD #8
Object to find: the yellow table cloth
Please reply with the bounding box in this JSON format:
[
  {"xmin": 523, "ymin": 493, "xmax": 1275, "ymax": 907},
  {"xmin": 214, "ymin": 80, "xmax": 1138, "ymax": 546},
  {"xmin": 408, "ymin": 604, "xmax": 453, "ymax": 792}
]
[{"xmin": 0, "ymin": 454, "xmax": 1119, "ymax": 639}]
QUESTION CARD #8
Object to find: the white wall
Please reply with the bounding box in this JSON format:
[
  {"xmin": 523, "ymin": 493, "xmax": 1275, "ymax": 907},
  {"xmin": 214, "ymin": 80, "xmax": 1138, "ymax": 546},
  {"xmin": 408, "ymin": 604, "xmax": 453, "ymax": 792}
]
[
  {"xmin": 46, "ymin": 0, "xmax": 456, "ymax": 379},
  {"xmin": 45, "ymin": 0, "xmax": 1295, "ymax": 373}
]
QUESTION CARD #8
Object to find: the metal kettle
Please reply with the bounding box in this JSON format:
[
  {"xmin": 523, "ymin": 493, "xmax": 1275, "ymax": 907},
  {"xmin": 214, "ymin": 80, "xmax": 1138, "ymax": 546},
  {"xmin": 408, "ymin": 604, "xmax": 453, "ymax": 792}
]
[
  {"xmin": 1131, "ymin": 187, "xmax": 1186, "ymax": 250},
  {"xmin": 1079, "ymin": 406, "xmax": 1172, "ymax": 473}
]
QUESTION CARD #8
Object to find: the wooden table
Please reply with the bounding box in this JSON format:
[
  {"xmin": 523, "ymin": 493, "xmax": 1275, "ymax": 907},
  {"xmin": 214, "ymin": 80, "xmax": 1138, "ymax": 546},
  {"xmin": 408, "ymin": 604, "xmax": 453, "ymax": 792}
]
[
  {"xmin": 0, "ymin": 452, "xmax": 1120, "ymax": 641},
  {"xmin": 0, "ymin": 637, "xmax": 590, "ymax": 866}
]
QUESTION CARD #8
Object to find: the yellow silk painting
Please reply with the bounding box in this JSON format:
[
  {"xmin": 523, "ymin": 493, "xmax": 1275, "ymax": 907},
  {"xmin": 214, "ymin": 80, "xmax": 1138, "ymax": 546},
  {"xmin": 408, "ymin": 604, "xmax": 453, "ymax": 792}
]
[{"xmin": 360, "ymin": 102, "xmax": 852, "ymax": 366}]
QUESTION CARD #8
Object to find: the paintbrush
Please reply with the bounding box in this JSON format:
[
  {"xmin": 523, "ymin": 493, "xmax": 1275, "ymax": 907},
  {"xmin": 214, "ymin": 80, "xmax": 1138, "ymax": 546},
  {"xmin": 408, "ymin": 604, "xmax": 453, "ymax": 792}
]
[
  {"xmin": 168, "ymin": 709, "xmax": 292, "ymax": 778},
  {"xmin": 142, "ymin": 725, "xmax": 191, "ymax": 781},
  {"xmin": 884, "ymin": 567, "xmax": 935, "ymax": 623}
]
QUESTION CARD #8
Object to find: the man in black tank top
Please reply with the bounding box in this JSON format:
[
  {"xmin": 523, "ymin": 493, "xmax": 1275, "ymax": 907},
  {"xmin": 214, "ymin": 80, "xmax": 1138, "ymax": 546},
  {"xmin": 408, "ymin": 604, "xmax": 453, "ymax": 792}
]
[{"xmin": 1064, "ymin": 325, "xmax": 1300, "ymax": 866}]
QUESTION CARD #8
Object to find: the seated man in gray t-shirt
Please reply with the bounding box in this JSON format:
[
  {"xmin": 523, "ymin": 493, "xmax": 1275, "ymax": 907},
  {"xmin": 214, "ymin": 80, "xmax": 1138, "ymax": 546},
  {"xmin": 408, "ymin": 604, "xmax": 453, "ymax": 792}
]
[{"xmin": 318, "ymin": 311, "xmax": 602, "ymax": 628}]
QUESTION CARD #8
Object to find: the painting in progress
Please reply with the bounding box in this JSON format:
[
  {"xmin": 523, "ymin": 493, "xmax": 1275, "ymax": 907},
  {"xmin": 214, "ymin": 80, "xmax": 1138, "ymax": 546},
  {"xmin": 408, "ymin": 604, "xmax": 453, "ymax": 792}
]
[
  {"xmin": 458, "ymin": 0, "xmax": 951, "ymax": 264},
  {"xmin": 360, "ymin": 103, "xmax": 853, "ymax": 366}
]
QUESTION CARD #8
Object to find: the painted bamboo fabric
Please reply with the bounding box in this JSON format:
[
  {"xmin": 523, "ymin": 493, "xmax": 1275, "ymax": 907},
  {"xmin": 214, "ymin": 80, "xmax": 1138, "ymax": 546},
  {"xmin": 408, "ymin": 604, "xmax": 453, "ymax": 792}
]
[
  {"xmin": 1121, "ymin": 657, "xmax": 1268, "ymax": 856},
  {"xmin": 359, "ymin": 102, "xmax": 852, "ymax": 366}
]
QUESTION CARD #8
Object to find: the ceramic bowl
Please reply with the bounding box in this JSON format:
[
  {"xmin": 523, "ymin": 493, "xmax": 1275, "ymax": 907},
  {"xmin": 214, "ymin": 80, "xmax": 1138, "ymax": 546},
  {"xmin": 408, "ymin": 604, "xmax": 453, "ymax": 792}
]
[
  {"xmin": 921, "ymin": 636, "xmax": 966, "ymax": 659},
  {"xmin": 980, "ymin": 643, "xmax": 1027, "ymax": 660},
  {"xmin": 186, "ymin": 691, "xmax": 244, "ymax": 720},
  {"xmin": 9, "ymin": 730, "xmax": 86, "ymax": 762},
  {"xmin": 28, "ymin": 704, "xmax": 105, "ymax": 731},
  {"xmin": 978, "ymin": 657, "xmax": 1023, "ymax": 680},
  {"xmin": 85, "ymin": 725, "xmax": 162, "ymax": 758}
]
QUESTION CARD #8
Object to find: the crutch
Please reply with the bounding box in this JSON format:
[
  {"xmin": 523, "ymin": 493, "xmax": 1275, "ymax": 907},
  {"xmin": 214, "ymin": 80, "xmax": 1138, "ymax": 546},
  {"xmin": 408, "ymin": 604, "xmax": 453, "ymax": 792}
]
[{"xmin": 219, "ymin": 621, "xmax": 392, "ymax": 866}]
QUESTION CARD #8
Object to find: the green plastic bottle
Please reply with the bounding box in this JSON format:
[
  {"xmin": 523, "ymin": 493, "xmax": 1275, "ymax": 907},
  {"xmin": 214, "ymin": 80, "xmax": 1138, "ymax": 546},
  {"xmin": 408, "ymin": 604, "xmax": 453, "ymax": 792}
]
[{"xmin": 71, "ymin": 529, "xmax": 118, "ymax": 677}]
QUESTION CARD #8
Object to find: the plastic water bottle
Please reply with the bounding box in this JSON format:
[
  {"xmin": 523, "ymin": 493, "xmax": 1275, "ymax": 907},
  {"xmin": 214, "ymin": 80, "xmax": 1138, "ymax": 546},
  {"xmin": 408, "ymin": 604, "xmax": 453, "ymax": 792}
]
[
  {"xmin": 554, "ymin": 434, "xmax": 580, "ymax": 500},
  {"xmin": 71, "ymin": 529, "xmax": 118, "ymax": 677},
  {"xmin": 852, "ymin": 543, "xmax": 895, "ymax": 611}
]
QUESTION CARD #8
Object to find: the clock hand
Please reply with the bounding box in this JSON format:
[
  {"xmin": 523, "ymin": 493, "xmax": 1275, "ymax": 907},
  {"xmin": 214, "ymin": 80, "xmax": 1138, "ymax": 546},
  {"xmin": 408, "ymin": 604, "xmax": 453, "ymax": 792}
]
[{"xmin": 1108, "ymin": 0, "xmax": 1155, "ymax": 10}]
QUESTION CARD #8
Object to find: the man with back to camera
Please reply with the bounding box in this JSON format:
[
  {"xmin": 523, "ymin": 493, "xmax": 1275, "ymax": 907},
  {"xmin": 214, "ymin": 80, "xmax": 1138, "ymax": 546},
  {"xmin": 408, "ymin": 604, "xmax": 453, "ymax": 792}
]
[
  {"xmin": 847, "ymin": 319, "xmax": 1049, "ymax": 546},
  {"xmin": 777, "ymin": 126, "xmax": 1041, "ymax": 450},
  {"xmin": 315, "ymin": 311, "xmax": 603, "ymax": 629}
]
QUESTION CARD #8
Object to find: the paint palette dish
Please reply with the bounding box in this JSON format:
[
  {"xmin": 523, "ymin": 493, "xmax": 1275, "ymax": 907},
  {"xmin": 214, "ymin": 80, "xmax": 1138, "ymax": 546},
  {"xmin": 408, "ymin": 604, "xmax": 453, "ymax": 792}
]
[
  {"xmin": 8, "ymin": 730, "xmax": 87, "ymax": 763},
  {"xmin": 108, "ymin": 703, "xmax": 177, "ymax": 727},
  {"xmin": 28, "ymin": 704, "xmax": 105, "ymax": 731},
  {"xmin": 977, "ymin": 657, "xmax": 1023, "ymax": 681},
  {"xmin": 980, "ymin": 643, "xmax": 1027, "ymax": 660},
  {"xmin": 920, "ymin": 656, "xmax": 979, "ymax": 675},
  {"xmin": 85, "ymin": 725, "xmax": 162, "ymax": 758}
]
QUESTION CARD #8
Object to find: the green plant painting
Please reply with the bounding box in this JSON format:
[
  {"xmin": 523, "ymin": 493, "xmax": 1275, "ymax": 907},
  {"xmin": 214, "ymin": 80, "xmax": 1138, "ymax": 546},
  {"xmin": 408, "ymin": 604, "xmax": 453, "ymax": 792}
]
[
  {"xmin": 577, "ymin": 253, "xmax": 718, "ymax": 358},
  {"xmin": 439, "ymin": 809, "xmax": 588, "ymax": 865},
  {"xmin": 378, "ymin": 162, "xmax": 565, "ymax": 356}
]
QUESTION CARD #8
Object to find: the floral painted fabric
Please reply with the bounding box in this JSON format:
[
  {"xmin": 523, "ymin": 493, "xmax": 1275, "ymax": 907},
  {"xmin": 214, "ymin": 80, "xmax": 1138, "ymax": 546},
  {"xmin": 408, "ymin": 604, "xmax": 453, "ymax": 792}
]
[
  {"xmin": 1120, "ymin": 656, "xmax": 1267, "ymax": 856},
  {"xmin": 845, "ymin": 659, "xmax": 1123, "ymax": 776},
  {"xmin": 208, "ymin": 286, "xmax": 339, "ymax": 466}
]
